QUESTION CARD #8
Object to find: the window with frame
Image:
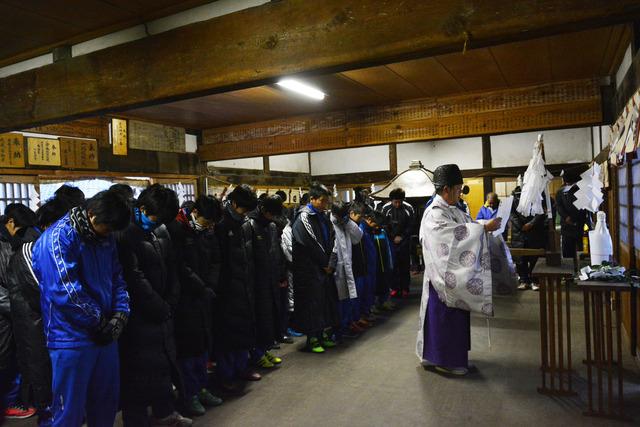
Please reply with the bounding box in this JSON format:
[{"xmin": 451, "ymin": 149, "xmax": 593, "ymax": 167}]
[
  {"xmin": 0, "ymin": 182, "xmax": 36, "ymax": 212},
  {"xmin": 162, "ymin": 182, "xmax": 196, "ymax": 202},
  {"xmin": 618, "ymin": 166, "xmax": 629, "ymax": 245}
]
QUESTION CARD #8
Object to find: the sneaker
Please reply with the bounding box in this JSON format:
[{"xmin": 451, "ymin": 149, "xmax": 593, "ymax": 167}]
[
  {"xmin": 241, "ymin": 371, "xmax": 262, "ymax": 381},
  {"xmin": 184, "ymin": 395, "xmax": 205, "ymax": 417},
  {"xmin": 401, "ymin": 290, "xmax": 410, "ymax": 298},
  {"xmin": 531, "ymin": 283, "xmax": 540, "ymax": 291},
  {"xmin": 265, "ymin": 351, "xmax": 282, "ymax": 364},
  {"xmin": 287, "ymin": 327, "xmax": 304, "ymax": 337},
  {"xmin": 350, "ymin": 321, "xmax": 365, "ymax": 333},
  {"xmin": 206, "ymin": 361, "xmax": 216, "ymax": 374},
  {"xmin": 198, "ymin": 388, "xmax": 223, "ymax": 407},
  {"xmin": 5, "ymin": 405, "xmax": 36, "ymax": 419},
  {"xmin": 390, "ymin": 289, "xmax": 399, "ymax": 297},
  {"xmin": 517, "ymin": 282, "xmax": 530, "ymax": 290},
  {"xmin": 321, "ymin": 332, "xmax": 337, "ymax": 348},
  {"xmin": 279, "ymin": 335, "xmax": 295, "ymax": 344},
  {"xmin": 364, "ymin": 313, "xmax": 377, "ymax": 322},
  {"xmin": 434, "ymin": 366, "xmax": 469, "ymax": 376},
  {"xmin": 356, "ymin": 318, "xmax": 371, "ymax": 328},
  {"xmin": 370, "ymin": 306, "xmax": 382, "ymax": 315},
  {"xmin": 257, "ymin": 355, "xmax": 275, "ymax": 368},
  {"xmin": 381, "ymin": 301, "xmax": 396, "ymax": 311},
  {"xmin": 307, "ymin": 337, "xmax": 325, "ymax": 353},
  {"xmin": 151, "ymin": 411, "xmax": 193, "ymax": 426}
]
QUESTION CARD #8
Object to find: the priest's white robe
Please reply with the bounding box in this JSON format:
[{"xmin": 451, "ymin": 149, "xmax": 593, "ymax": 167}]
[{"xmin": 416, "ymin": 194, "xmax": 516, "ymax": 360}]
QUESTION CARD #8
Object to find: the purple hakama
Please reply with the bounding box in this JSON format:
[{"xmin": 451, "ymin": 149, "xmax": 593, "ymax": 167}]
[{"xmin": 423, "ymin": 283, "xmax": 470, "ymax": 368}]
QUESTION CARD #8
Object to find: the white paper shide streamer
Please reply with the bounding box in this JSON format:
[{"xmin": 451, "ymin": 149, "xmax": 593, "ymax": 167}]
[
  {"xmin": 517, "ymin": 136, "xmax": 553, "ymax": 217},
  {"xmin": 572, "ymin": 163, "xmax": 604, "ymax": 213}
]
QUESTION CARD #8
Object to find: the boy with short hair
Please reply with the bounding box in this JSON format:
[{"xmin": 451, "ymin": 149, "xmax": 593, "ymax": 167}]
[
  {"xmin": 292, "ymin": 182, "xmax": 337, "ymax": 353},
  {"xmin": 32, "ymin": 189, "xmax": 131, "ymax": 427}
]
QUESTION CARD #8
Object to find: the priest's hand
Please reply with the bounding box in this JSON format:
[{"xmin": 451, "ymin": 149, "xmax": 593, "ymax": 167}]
[{"xmin": 484, "ymin": 218, "xmax": 501, "ymax": 232}]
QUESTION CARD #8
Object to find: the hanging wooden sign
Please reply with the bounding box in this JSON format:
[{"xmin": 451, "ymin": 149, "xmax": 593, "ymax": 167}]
[
  {"xmin": 60, "ymin": 138, "xmax": 99, "ymax": 169},
  {"xmin": 129, "ymin": 120, "xmax": 185, "ymax": 153},
  {"xmin": 27, "ymin": 137, "xmax": 61, "ymax": 166},
  {"xmin": 0, "ymin": 133, "xmax": 25, "ymax": 168},
  {"xmin": 112, "ymin": 118, "xmax": 128, "ymax": 156}
]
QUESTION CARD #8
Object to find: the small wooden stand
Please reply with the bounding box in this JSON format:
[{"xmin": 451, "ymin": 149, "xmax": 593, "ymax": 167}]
[
  {"xmin": 577, "ymin": 280, "xmax": 633, "ymax": 421},
  {"xmin": 532, "ymin": 258, "xmax": 576, "ymax": 396}
]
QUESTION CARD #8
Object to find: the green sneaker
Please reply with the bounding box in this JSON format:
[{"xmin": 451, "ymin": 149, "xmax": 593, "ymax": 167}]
[
  {"xmin": 186, "ymin": 395, "xmax": 205, "ymax": 416},
  {"xmin": 308, "ymin": 337, "xmax": 325, "ymax": 353},
  {"xmin": 265, "ymin": 351, "xmax": 282, "ymax": 364},
  {"xmin": 198, "ymin": 388, "xmax": 223, "ymax": 407},
  {"xmin": 321, "ymin": 332, "xmax": 337, "ymax": 348},
  {"xmin": 257, "ymin": 355, "xmax": 275, "ymax": 368},
  {"xmin": 381, "ymin": 301, "xmax": 397, "ymax": 311}
]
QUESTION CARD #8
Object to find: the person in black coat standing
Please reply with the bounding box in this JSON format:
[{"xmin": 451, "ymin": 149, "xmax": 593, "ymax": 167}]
[
  {"xmin": 292, "ymin": 182, "xmax": 337, "ymax": 354},
  {"xmin": 7, "ymin": 197, "xmax": 78, "ymax": 425},
  {"xmin": 0, "ymin": 203, "xmax": 38, "ymax": 420},
  {"xmin": 116, "ymin": 185, "xmax": 191, "ymax": 427},
  {"xmin": 380, "ymin": 188, "xmax": 415, "ymax": 299},
  {"xmin": 214, "ymin": 185, "xmax": 260, "ymax": 389},
  {"xmin": 248, "ymin": 195, "xmax": 286, "ymax": 369},
  {"xmin": 167, "ymin": 195, "xmax": 224, "ymax": 417},
  {"xmin": 556, "ymin": 173, "xmax": 590, "ymax": 258},
  {"xmin": 510, "ymin": 187, "xmax": 549, "ymax": 291}
]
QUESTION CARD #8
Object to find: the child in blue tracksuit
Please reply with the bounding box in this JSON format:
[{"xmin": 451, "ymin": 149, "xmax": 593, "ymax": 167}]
[
  {"xmin": 32, "ymin": 190, "xmax": 131, "ymax": 427},
  {"xmin": 359, "ymin": 212, "xmax": 377, "ymax": 320}
]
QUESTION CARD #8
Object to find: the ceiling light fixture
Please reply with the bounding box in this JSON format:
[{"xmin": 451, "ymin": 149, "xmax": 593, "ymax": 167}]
[{"xmin": 276, "ymin": 78, "xmax": 325, "ymax": 100}]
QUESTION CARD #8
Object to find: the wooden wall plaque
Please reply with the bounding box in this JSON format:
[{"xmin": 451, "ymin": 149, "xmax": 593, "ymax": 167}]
[
  {"xmin": 0, "ymin": 133, "xmax": 25, "ymax": 168},
  {"xmin": 112, "ymin": 118, "xmax": 128, "ymax": 156},
  {"xmin": 128, "ymin": 120, "xmax": 185, "ymax": 153},
  {"xmin": 27, "ymin": 137, "xmax": 61, "ymax": 166},
  {"xmin": 60, "ymin": 138, "xmax": 99, "ymax": 169}
]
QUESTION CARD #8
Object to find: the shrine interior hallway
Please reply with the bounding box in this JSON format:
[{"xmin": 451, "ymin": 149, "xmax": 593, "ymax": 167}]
[{"xmin": 10, "ymin": 275, "xmax": 640, "ymax": 427}]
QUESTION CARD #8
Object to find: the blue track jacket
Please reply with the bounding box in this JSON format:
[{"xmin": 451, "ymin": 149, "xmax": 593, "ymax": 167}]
[{"xmin": 32, "ymin": 213, "xmax": 130, "ymax": 349}]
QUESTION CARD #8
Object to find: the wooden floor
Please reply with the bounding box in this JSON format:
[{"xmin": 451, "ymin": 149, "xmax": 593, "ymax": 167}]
[{"xmin": 9, "ymin": 274, "xmax": 640, "ymax": 426}]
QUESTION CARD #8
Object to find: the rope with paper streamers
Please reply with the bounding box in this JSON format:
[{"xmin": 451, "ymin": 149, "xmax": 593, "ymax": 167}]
[{"xmin": 516, "ymin": 135, "xmax": 553, "ymax": 217}]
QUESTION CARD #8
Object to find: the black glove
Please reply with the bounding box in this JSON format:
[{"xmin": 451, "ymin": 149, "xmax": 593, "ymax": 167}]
[{"xmin": 94, "ymin": 312, "xmax": 128, "ymax": 345}]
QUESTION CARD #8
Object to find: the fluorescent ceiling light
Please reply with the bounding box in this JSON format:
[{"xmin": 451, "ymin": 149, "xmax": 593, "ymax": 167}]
[{"xmin": 276, "ymin": 79, "xmax": 325, "ymax": 100}]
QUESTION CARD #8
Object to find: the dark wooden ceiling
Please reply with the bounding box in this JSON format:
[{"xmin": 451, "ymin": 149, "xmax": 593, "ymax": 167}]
[
  {"xmin": 0, "ymin": 0, "xmax": 215, "ymax": 67},
  {"xmin": 122, "ymin": 24, "xmax": 631, "ymax": 131}
]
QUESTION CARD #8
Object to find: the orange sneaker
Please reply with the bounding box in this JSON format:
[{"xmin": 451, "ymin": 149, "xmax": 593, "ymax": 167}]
[
  {"xmin": 5, "ymin": 405, "xmax": 36, "ymax": 419},
  {"xmin": 356, "ymin": 319, "xmax": 372, "ymax": 328}
]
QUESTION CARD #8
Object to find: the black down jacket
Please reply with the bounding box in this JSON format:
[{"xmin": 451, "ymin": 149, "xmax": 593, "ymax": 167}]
[
  {"xmin": 116, "ymin": 223, "xmax": 181, "ymax": 405},
  {"xmin": 292, "ymin": 205, "xmax": 338, "ymax": 335},
  {"xmin": 213, "ymin": 206, "xmax": 256, "ymax": 351},
  {"xmin": 7, "ymin": 228, "xmax": 51, "ymax": 409},
  {"xmin": 0, "ymin": 226, "xmax": 40, "ymax": 371},
  {"xmin": 167, "ymin": 218, "xmax": 220, "ymax": 359},
  {"xmin": 247, "ymin": 211, "xmax": 286, "ymax": 348}
]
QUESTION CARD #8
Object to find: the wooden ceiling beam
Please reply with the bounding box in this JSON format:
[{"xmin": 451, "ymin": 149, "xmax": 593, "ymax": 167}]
[
  {"xmin": 1, "ymin": 0, "xmax": 638, "ymax": 132},
  {"xmin": 199, "ymin": 79, "xmax": 603, "ymax": 161}
]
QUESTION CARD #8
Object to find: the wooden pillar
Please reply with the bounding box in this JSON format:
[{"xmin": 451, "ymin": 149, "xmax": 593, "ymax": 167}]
[
  {"xmin": 263, "ymin": 156, "xmax": 270, "ymax": 175},
  {"xmin": 389, "ymin": 144, "xmax": 398, "ymax": 176},
  {"xmin": 482, "ymin": 135, "xmax": 493, "ymax": 196}
]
